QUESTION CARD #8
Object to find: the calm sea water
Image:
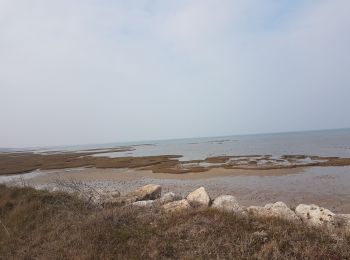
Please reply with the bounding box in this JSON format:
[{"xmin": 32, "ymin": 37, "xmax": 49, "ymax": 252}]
[{"xmin": 36, "ymin": 128, "xmax": 350, "ymax": 161}]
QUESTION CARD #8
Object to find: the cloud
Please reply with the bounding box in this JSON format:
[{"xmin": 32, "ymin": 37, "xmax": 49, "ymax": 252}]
[{"xmin": 0, "ymin": 0, "xmax": 349, "ymax": 147}]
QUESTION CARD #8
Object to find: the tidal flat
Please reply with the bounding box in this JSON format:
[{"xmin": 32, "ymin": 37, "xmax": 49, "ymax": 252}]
[
  {"xmin": 2, "ymin": 129, "xmax": 350, "ymax": 213},
  {"xmin": 30, "ymin": 166, "xmax": 350, "ymax": 213}
]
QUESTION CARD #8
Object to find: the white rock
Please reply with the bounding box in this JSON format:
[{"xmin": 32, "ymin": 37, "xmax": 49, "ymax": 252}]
[
  {"xmin": 295, "ymin": 204, "xmax": 335, "ymax": 227},
  {"xmin": 107, "ymin": 184, "xmax": 162, "ymax": 206},
  {"xmin": 157, "ymin": 192, "xmax": 182, "ymax": 205},
  {"xmin": 126, "ymin": 184, "xmax": 162, "ymax": 201},
  {"xmin": 186, "ymin": 187, "xmax": 211, "ymax": 208},
  {"xmin": 132, "ymin": 200, "xmax": 154, "ymax": 208},
  {"xmin": 247, "ymin": 202, "xmax": 299, "ymax": 221},
  {"xmin": 163, "ymin": 199, "xmax": 191, "ymax": 213},
  {"xmin": 211, "ymin": 195, "xmax": 243, "ymax": 213},
  {"xmin": 334, "ymin": 214, "xmax": 350, "ymax": 232}
]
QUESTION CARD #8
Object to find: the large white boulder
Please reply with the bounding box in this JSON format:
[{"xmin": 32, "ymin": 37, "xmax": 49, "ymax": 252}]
[
  {"xmin": 163, "ymin": 199, "xmax": 191, "ymax": 213},
  {"xmin": 126, "ymin": 184, "xmax": 162, "ymax": 202},
  {"xmin": 211, "ymin": 195, "xmax": 243, "ymax": 213},
  {"xmin": 295, "ymin": 204, "xmax": 335, "ymax": 227},
  {"xmin": 186, "ymin": 187, "xmax": 211, "ymax": 208},
  {"xmin": 109, "ymin": 184, "xmax": 162, "ymax": 206},
  {"xmin": 247, "ymin": 202, "xmax": 299, "ymax": 221}
]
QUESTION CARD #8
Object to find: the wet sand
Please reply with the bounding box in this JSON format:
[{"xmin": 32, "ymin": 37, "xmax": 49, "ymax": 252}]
[{"xmin": 4, "ymin": 166, "xmax": 350, "ymax": 214}]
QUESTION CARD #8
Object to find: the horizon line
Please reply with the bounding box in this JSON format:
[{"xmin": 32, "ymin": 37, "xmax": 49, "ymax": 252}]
[{"xmin": 1, "ymin": 127, "xmax": 349, "ymax": 151}]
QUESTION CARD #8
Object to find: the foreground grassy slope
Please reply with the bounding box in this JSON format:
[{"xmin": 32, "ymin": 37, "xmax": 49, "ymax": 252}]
[{"xmin": 0, "ymin": 185, "xmax": 349, "ymax": 259}]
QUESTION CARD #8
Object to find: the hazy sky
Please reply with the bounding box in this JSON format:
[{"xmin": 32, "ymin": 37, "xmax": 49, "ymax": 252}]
[{"xmin": 1, "ymin": 0, "xmax": 350, "ymax": 148}]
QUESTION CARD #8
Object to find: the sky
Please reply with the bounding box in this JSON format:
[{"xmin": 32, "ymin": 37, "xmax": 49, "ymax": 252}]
[{"xmin": 1, "ymin": 0, "xmax": 350, "ymax": 148}]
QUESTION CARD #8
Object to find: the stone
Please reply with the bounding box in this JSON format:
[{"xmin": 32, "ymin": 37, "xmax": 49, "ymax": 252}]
[
  {"xmin": 264, "ymin": 202, "xmax": 300, "ymax": 221},
  {"xmin": 157, "ymin": 192, "xmax": 182, "ymax": 205},
  {"xmin": 106, "ymin": 184, "xmax": 161, "ymax": 206},
  {"xmin": 211, "ymin": 195, "xmax": 243, "ymax": 213},
  {"xmin": 132, "ymin": 200, "xmax": 155, "ymax": 208},
  {"xmin": 186, "ymin": 187, "xmax": 211, "ymax": 208},
  {"xmin": 247, "ymin": 202, "xmax": 299, "ymax": 221},
  {"xmin": 295, "ymin": 204, "xmax": 335, "ymax": 227},
  {"xmin": 126, "ymin": 184, "xmax": 162, "ymax": 202},
  {"xmin": 163, "ymin": 199, "xmax": 191, "ymax": 213},
  {"xmin": 334, "ymin": 214, "xmax": 350, "ymax": 232}
]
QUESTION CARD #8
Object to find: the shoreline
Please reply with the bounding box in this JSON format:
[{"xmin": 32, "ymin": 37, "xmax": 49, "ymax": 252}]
[
  {"xmin": 2, "ymin": 165, "xmax": 350, "ymax": 213},
  {"xmin": 1, "ymin": 149, "xmax": 350, "ymax": 213}
]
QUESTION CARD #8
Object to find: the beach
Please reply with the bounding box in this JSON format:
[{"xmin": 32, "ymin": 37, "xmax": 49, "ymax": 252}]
[{"xmin": 1, "ymin": 165, "xmax": 349, "ymax": 213}]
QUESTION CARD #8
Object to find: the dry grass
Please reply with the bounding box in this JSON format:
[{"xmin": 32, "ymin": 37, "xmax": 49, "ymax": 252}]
[
  {"xmin": 1, "ymin": 151, "xmax": 350, "ymax": 176},
  {"xmin": 0, "ymin": 184, "xmax": 350, "ymax": 259},
  {"xmin": 0, "ymin": 152, "xmax": 183, "ymax": 175}
]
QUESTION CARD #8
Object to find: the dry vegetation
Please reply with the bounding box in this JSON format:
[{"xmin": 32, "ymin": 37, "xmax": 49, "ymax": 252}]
[
  {"xmin": 0, "ymin": 152, "xmax": 183, "ymax": 175},
  {"xmin": 0, "ymin": 185, "xmax": 350, "ymax": 259},
  {"xmin": 1, "ymin": 150, "xmax": 350, "ymax": 176}
]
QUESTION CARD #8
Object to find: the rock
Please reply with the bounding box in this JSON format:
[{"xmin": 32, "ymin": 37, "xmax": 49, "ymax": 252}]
[
  {"xmin": 132, "ymin": 200, "xmax": 155, "ymax": 208},
  {"xmin": 264, "ymin": 202, "xmax": 300, "ymax": 221},
  {"xmin": 126, "ymin": 184, "xmax": 162, "ymax": 202},
  {"xmin": 106, "ymin": 184, "xmax": 161, "ymax": 206},
  {"xmin": 186, "ymin": 187, "xmax": 211, "ymax": 208},
  {"xmin": 211, "ymin": 195, "xmax": 243, "ymax": 213},
  {"xmin": 129, "ymin": 192, "xmax": 181, "ymax": 208},
  {"xmin": 157, "ymin": 192, "xmax": 182, "ymax": 205},
  {"xmin": 163, "ymin": 199, "xmax": 191, "ymax": 213},
  {"xmin": 51, "ymin": 187, "xmax": 59, "ymax": 192},
  {"xmin": 247, "ymin": 202, "xmax": 299, "ymax": 221},
  {"xmin": 295, "ymin": 204, "xmax": 335, "ymax": 227},
  {"xmin": 334, "ymin": 214, "xmax": 350, "ymax": 232}
]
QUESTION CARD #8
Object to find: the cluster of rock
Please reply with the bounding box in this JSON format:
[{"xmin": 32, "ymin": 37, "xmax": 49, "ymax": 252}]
[{"xmin": 97, "ymin": 184, "xmax": 350, "ymax": 232}]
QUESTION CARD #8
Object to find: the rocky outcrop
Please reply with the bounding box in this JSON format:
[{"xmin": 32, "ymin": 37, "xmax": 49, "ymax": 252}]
[
  {"xmin": 186, "ymin": 187, "xmax": 211, "ymax": 208},
  {"xmin": 163, "ymin": 199, "xmax": 191, "ymax": 213},
  {"xmin": 90, "ymin": 184, "xmax": 350, "ymax": 233},
  {"xmin": 295, "ymin": 204, "xmax": 335, "ymax": 227},
  {"xmin": 247, "ymin": 202, "xmax": 299, "ymax": 221},
  {"xmin": 211, "ymin": 195, "xmax": 243, "ymax": 213}
]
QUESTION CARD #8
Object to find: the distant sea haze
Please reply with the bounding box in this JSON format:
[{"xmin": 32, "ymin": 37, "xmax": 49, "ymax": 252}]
[{"xmin": 25, "ymin": 128, "xmax": 350, "ymax": 161}]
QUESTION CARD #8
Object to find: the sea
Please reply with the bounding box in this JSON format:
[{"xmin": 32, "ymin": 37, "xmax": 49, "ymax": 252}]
[{"xmin": 29, "ymin": 128, "xmax": 350, "ymax": 161}]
